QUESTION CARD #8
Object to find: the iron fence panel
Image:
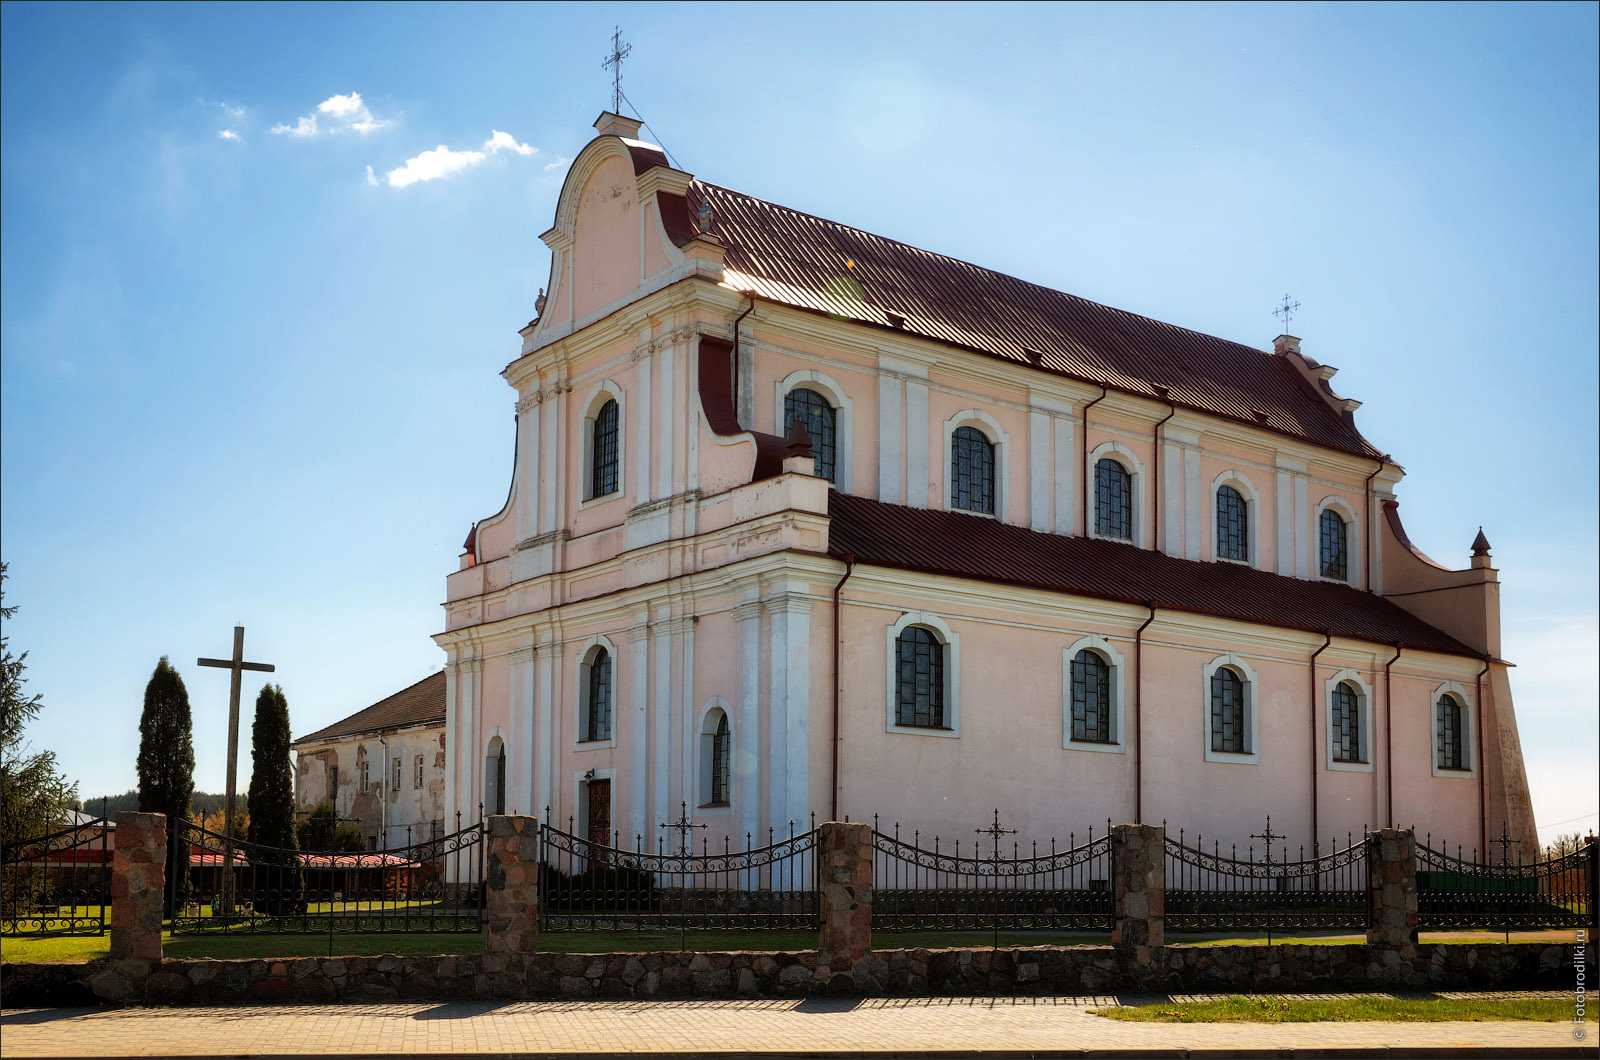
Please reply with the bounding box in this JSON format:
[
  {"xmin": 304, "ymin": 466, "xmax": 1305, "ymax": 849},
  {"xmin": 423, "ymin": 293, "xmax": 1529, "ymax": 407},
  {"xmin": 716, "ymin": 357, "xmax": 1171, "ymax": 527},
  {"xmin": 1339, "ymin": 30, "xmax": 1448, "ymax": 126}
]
[
  {"xmin": 1163, "ymin": 826, "xmax": 1368, "ymax": 938},
  {"xmin": 168, "ymin": 818, "xmax": 485, "ymax": 937},
  {"xmin": 1416, "ymin": 837, "xmax": 1592, "ymax": 931},
  {"xmin": 1, "ymin": 813, "xmax": 112, "ymax": 937}
]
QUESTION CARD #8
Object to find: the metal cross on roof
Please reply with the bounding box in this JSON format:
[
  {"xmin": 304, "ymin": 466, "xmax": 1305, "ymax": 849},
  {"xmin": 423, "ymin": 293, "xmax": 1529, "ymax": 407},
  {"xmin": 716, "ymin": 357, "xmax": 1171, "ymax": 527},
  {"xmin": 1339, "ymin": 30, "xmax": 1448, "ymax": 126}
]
[
  {"xmin": 661, "ymin": 801, "xmax": 706, "ymax": 856},
  {"xmin": 601, "ymin": 26, "xmax": 632, "ymax": 115},
  {"xmin": 976, "ymin": 809, "xmax": 1017, "ymax": 861},
  {"xmin": 1490, "ymin": 822, "xmax": 1521, "ymax": 866},
  {"xmin": 1273, "ymin": 293, "xmax": 1302, "ymax": 333},
  {"xmin": 1250, "ymin": 815, "xmax": 1285, "ymax": 866}
]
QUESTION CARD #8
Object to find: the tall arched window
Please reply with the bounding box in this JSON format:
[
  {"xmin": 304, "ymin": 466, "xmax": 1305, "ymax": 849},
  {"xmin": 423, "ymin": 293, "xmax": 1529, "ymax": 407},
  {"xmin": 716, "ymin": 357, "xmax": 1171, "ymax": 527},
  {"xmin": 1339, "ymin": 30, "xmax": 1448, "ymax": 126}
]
[
  {"xmin": 950, "ymin": 426, "xmax": 995, "ymax": 514},
  {"xmin": 709, "ymin": 712, "xmax": 731, "ymax": 805},
  {"xmin": 895, "ymin": 626, "xmax": 946, "ymax": 728},
  {"xmin": 1070, "ymin": 649, "xmax": 1112, "ymax": 744},
  {"xmin": 589, "ymin": 398, "xmax": 619, "ymax": 499},
  {"xmin": 1210, "ymin": 666, "xmax": 1248, "ymax": 754},
  {"xmin": 1331, "ymin": 681, "xmax": 1362, "ymax": 763},
  {"xmin": 583, "ymin": 648, "xmax": 613, "ymax": 742},
  {"xmin": 484, "ymin": 737, "xmax": 506, "ymax": 815},
  {"xmin": 1217, "ymin": 485, "xmax": 1248, "ymax": 561},
  {"xmin": 1095, "ymin": 458, "xmax": 1132, "ymax": 539},
  {"xmin": 784, "ymin": 387, "xmax": 837, "ymax": 483},
  {"xmin": 1319, "ymin": 508, "xmax": 1349, "ymax": 580},
  {"xmin": 1436, "ymin": 694, "xmax": 1466, "ymax": 770}
]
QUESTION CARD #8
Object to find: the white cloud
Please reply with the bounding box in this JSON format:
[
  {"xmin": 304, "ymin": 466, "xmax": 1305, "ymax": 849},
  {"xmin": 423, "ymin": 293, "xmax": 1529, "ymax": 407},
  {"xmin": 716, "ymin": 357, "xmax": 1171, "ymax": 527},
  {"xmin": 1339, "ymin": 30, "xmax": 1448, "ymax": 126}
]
[
  {"xmin": 217, "ymin": 101, "xmax": 245, "ymax": 120},
  {"xmin": 485, "ymin": 130, "xmax": 534, "ymax": 156},
  {"xmin": 365, "ymin": 165, "xmax": 378, "ymax": 187},
  {"xmin": 385, "ymin": 145, "xmax": 486, "ymax": 188},
  {"xmin": 543, "ymin": 156, "xmax": 571, "ymax": 173},
  {"xmin": 273, "ymin": 92, "xmax": 390, "ymax": 138},
  {"xmin": 218, "ymin": 129, "xmax": 240, "ymax": 141}
]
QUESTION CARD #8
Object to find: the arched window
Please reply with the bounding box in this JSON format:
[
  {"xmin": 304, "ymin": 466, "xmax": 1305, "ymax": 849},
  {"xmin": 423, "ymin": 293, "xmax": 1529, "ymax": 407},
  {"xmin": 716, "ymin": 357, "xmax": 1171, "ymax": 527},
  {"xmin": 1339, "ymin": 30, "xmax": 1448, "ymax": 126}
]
[
  {"xmin": 950, "ymin": 426, "xmax": 995, "ymax": 514},
  {"xmin": 894, "ymin": 626, "xmax": 946, "ymax": 728},
  {"xmin": 699, "ymin": 709, "xmax": 732, "ymax": 807},
  {"xmin": 484, "ymin": 736, "xmax": 506, "ymax": 815},
  {"xmin": 1070, "ymin": 649, "xmax": 1112, "ymax": 744},
  {"xmin": 1095, "ymin": 458, "xmax": 1132, "ymax": 539},
  {"xmin": 1319, "ymin": 508, "xmax": 1349, "ymax": 581},
  {"xmin": 589, "ymin": 398, "xmax": 619, "ymax": 499},
  {"xmin": 582, "ymin": 648, "xmax": 613, "ymax": 742},
  {"xmin": 784, "ymin": 387, "xmax": 837, "ymax": 484},
  {"xmin": 1331, "ymin": 681, "xmax": 1362, "ymax": 763},
  {"xmin": 1217, "ymin": 485, "xmax": 1248, "ymax": 561},
  {"xmin": 1210, "ymin": 666, "xmax": 1248, "ymax": 754},
  {"xmin": 1436, "ymin": 694, "xmax": 1466, "ymax": 771}
]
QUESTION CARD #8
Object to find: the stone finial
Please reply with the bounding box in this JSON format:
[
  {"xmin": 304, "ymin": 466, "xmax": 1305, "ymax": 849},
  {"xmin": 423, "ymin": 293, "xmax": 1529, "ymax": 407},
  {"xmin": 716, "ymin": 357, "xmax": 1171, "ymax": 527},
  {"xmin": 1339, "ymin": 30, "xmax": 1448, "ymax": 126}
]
[
  {"xmin": 696, "ymin": 200, "xmax": 715, "ymax": 234},
  {"xmin": 592, "ymin": 111, "xmax": 644, "ymax": 139},
  {"xmin": 1471, "ymin": 527, "xmax": 1491, "ymax": 556},
  {"xmin": 1272, "ymin": 334, "xmax": 1302, "ymax": 356},
  {"xmin": 534, "ymin": 287, "xmax": 546, "ymax": 317}
]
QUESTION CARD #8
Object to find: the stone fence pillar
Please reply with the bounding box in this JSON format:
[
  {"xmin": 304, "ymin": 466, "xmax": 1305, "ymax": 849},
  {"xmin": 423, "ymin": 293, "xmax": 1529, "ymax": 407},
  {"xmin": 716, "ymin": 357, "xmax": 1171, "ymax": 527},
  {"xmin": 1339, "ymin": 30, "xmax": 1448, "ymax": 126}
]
[
  {"xmin": 817, "ymin": 821, "xmax": 872, "ymax": 963},
  {"xmin": 1366, "ymin": 827, "xmax": 1419, "ymax": 958},
  {"xmin": 110, "ymin": 811, "xmax": 166, "ymax": 962},
  {"xmin": 1111, "ymin": 823, "xmax": 1164, "ymax": 958},
  {"xmin": 485, "ymin": 815, "xmax": 539, "ymax": 953}
]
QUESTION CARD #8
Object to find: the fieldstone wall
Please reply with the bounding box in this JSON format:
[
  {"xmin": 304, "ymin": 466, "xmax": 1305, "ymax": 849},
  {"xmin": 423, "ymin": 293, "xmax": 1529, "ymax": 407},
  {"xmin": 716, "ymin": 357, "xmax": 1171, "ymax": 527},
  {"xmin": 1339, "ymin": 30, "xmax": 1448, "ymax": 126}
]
[
  {"xmin": 2, "ymin": 942, "xmax": 1577, "ymax": 1008},
  {"xmin": 484, "ymin": 815, "xmax": 538, "ymax": 954},
  {"xmin": 1111, "ymin": 823, "xmax": 1164, "ymax": 955},
  {"xmin": 1367, "ymin": 828, "xmax": 1419, "ymax": 959},
  {"xmin": 108, "ymin": 812, "xmax": 165, "ymax": 962},
  {"xmin": 817, "ymin": 822, "xmax": 872, "ymax": 967}
]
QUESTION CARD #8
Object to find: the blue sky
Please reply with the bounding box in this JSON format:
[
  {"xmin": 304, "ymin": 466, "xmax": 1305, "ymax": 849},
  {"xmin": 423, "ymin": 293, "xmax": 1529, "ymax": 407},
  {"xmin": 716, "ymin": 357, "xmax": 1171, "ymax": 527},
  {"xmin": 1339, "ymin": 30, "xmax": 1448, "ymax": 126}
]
[{"xmin": 3, "ymin": 2, "xmax": 1595, "ymax": 845}]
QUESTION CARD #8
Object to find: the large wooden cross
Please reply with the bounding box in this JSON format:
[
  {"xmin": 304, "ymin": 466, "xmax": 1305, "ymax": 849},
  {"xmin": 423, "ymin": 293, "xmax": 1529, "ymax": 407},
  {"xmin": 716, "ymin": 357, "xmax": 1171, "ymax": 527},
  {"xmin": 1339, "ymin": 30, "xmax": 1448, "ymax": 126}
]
[{"xmin": 198, "ymin": 626, "xmax": 274, "ymax": 911}]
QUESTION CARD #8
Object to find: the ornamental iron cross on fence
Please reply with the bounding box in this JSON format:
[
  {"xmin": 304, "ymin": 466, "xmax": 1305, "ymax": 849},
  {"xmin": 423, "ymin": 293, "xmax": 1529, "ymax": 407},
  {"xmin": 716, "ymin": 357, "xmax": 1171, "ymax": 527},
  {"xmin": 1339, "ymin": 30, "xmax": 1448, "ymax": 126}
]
[
  {"xmin": 1250, "ymin": 815, "xmax": 1285, "ymax": 867},
  {"xmin": 661, "ymin": 802, "xmax": 707, "ymax": 856},
  {"xmin": 1491, "ymin": 821, "xmax": 1521, "ymax": 866},
  {"xmin": 977, "ymin": 809, "xmax": 1017, "ymax": 861},
  {"xmin": 197, "ymin": 625, "xmax": 275, "ymax": 914}
]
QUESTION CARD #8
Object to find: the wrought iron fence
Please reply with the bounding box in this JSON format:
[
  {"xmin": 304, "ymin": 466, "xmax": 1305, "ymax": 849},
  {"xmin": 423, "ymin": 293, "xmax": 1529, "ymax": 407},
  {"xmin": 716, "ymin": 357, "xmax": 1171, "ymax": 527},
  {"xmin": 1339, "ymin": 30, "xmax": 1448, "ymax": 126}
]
[
  {"xmin": 1164, "ymin": 820, "xmax": 1368, "ymax": 940},
  {"xmin": 168, "ymin": 818, "xmax": 485, "ymax": 939},
  {"xmin": 871, "ymin": 813, "xmax": 1113, "ymax": 938},
  {"xmin": 537, "ymin": 806, "xmax": 818, "ymax": 947},
  {"xmin": 1416, "ymin": 832, "xmax": 1595, "ymax": 933},
  {"xmin": 1, "ymin": 811, "xmax": 112, "ymax": 937}
]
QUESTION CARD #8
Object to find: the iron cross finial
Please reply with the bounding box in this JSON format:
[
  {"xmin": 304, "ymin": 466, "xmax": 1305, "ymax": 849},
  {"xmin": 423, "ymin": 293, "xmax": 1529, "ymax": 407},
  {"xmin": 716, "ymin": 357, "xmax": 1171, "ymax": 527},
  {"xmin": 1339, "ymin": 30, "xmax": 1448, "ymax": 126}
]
[
  {"xmin": 976, "ymin": 809, "xmax": 1017, "ymax": 861},
  {"xmin": 601, "ymin": 26, "xmax": 633, "ymax": 115},
  {"xmin": 1490, "ymin": 821, "xmax": 1521, "ymax": 866},
  {"xmin": 660, "ymin": 801, "xmax": 706, "ymax": 856},
  {"xmin": 1273, "ymin": 293, "xmax": 1302, "ymax": 333},
  {"xmin": 1250, "ymin": 815, "xmax": 1285, "ymax": 866}
]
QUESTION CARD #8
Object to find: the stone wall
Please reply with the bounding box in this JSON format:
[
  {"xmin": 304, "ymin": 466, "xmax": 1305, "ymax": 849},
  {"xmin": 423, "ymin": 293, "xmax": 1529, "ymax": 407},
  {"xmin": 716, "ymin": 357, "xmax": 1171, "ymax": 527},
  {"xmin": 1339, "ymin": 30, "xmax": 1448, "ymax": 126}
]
[{"xmin": 2, "ymin": 942, "xmax": 1578, "ymax": 1008}]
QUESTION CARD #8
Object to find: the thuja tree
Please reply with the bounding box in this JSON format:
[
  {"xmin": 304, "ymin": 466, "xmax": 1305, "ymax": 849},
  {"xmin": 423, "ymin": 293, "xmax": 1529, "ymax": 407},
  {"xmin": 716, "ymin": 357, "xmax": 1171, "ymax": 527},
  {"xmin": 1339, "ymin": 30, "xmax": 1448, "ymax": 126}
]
[
  {"xmin": 137, "ymin": 657, "xmax": 195, "ymax": 915},
  {"xmin": 246, "ymin": 683, "xmax": 303, "ymax": 913}
]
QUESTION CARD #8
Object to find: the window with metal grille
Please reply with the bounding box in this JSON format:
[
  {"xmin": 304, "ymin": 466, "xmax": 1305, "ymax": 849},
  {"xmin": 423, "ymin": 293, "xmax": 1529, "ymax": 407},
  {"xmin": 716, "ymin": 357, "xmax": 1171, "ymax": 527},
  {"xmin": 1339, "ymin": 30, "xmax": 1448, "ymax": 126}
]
[
  {"xmin": 1319, "ymin": 508, "xmax": 1349, "ymax": 580},
  {"xmin": 950, "ymin": 426, "xmax": 995, "ymax": 514},
  {"xmin": 1210, "ymin": 666, "xmax": 1248, "ymax": 754},
  {"xmin": 1070, "ymin": 649, "xmax": 1112, "ymax": 743},
  {"xmin": 1331, "ymin": 681, "xmax": 1362, "ymax": 763},
  {"xmin": 783, "ymin": 387, "xmax": 837, "ymax": 483},
  {"xmin": 589, "ymin": 399, "xmax": 619, "ymax": 498},
  {"xmin": 1216, "ymin": 485, "xmax": 1248, "ymax": 560},
  {"xmin": 895, "ymin": 626, "xmax": 946, "ymax": 728},
  {"xmin": 584, "ymin": 649, "xmax": 612, "ymax": 742},
  {"xmin": 710, "ymin": 712, "xmax": 731, "ymax": 805},
  {"xmin": 1095, "ymin": 458, "xmax": 1132, "ymax": 538},
  {"xmin": 1436, "ymin": 695, "xmax": 1466, "ymax": 770}
]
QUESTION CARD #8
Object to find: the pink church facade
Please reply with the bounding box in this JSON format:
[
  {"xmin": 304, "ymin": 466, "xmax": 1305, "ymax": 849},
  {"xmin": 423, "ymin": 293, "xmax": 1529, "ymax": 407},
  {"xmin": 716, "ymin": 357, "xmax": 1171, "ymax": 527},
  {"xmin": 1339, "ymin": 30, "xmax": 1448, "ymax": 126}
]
[{"xmin": 434, "ymin": 113, "xmax": 1535, "ymax": 857}]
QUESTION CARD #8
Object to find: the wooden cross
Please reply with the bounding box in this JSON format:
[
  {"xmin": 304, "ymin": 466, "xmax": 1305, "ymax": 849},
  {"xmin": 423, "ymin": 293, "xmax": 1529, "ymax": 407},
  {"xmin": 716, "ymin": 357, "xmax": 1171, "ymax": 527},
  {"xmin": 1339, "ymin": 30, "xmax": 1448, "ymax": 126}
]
[
  {"xmin": 198, "ymin": 626, "xmax": 274, "ymax": 910},
  {"xmin": 601, "ymin": 26, "xmax": 632, "ymax": 115},
  {"xmin": 1250, "ymin": 815, "xmax": 1285, "ymax": 866},
  {"xmin": 976, "ymin": 809, "xmax": 1017, "ymax": 861},
  {"xmin": 661, "ymin": 801, "xmax": 706, "ymax": 856},
  {"xmin": 1490, "ymin": 822, "xmax": 1521, "ymax": 866},
  {"xmin": 1273, "ymin": 293, "xmax": 1301, "ymax": 333}
]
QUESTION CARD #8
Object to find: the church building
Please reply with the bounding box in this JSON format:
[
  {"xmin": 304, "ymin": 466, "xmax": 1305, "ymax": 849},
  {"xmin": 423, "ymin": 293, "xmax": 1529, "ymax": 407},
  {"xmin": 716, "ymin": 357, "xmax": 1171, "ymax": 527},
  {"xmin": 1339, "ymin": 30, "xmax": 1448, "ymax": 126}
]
[{"xmin": 434, "ymin": 112, "xmax": 1536, "ymax": 857}]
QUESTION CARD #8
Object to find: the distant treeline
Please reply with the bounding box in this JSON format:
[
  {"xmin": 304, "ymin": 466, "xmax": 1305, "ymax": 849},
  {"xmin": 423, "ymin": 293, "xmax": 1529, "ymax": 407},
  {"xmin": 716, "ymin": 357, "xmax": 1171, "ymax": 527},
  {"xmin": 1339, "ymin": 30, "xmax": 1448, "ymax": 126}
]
[{"xmin": 76, "ymin": 790, "xmax": 245, "ymax": 818}]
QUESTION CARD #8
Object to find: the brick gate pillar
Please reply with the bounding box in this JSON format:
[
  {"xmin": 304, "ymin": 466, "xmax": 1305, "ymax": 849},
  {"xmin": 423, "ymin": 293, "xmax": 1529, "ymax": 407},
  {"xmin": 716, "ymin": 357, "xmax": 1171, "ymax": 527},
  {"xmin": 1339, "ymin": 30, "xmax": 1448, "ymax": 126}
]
[
  {"xmin": 1366, "ymin": 827, "xmax": 1419, "ymax": 956},
  {"xmin": 817, "ymin": 821, "xmax": 872, "ymax": 963},
  {"xmin": 1111, "ymin": 823, "xmax": 1164, "ymax": 957},
  {"xmin": 110, "ymin": 811, "xmax": 166, "ymax": 962},
  {"xmin": 484, "ymin": 815, "xmax": 539, "ymax": 953}
]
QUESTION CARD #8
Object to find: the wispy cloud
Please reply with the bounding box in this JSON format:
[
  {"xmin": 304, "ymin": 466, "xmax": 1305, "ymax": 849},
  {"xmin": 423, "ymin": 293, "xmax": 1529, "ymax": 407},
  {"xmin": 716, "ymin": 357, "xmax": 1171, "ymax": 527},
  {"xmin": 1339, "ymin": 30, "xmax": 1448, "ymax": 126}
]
[
  {"xmin": 273, "ymin": 92, "xmax": 390, "ymax": 138},
  {"xmin": 218, "ymin": 129, "xmax": 241, "ymax": 142},
  {"xmin": 543, "ymin": 156, "xmax": 571, "ymax": 173},
  {"xmin": 380, "ymin": 130, "xmax": 538, "ymax": 188},
  {"xmin": 217, "ymin": 101, "xmax": 245, "ymax": 121},
  {"xmin": 365, "ymin": 165, "xmax": 379, "ymax": 187}
]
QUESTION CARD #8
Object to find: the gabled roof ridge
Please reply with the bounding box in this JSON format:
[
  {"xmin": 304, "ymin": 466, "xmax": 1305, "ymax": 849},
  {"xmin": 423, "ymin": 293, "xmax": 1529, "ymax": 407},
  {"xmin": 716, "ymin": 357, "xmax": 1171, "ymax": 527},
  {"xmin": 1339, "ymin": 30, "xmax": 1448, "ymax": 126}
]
[
  {"xmin": 292, "ymin": 670, "xmax": 446, "ymax": 746},
  {"xmin": 692, "ymin": 179, "xmax": 1269, "ymax": 362}
]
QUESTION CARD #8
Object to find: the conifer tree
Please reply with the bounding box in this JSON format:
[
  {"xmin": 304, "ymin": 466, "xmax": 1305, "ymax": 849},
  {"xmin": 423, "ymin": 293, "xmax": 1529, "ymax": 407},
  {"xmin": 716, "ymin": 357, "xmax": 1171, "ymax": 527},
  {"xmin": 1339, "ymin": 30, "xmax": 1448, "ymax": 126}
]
[
  {"xmin": 246, "ymin": 684, "xmax": 296, "ymax": 849},
  {"xmin": 137, "ymin": 657, "xmax": 195, "ymax": 915}
]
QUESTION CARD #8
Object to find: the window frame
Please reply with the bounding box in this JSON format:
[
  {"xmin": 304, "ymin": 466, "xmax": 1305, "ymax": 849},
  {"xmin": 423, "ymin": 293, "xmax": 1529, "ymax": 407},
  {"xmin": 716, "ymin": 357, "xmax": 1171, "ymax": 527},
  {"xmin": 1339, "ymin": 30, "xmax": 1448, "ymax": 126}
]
[
  {"xmin": 942, "ymin": 410, "xmax": 1009, "ymax": 520},
  {"xmin": 483, "ymin": 734, "xmax": 507, "ymax": 816},
  {"xmin": 414, "ymin": 754, "xmax": 424, "ymax": 790},
  {"xmin": 1314, "ymin": 496, "xmax": 1360, "ymax": 586},
  {"xmin": 949, "ymin": 425, "xmax": 997, "ymax": 515},
  {"xmin": 1324, "ymin": 669, "xmax": 1374, "ymax": 772},
  {"xmin": 695, "ymin": 700, "xmax": 735, "ymax": 814},
  {"xmin": 1209, "ymin": 471, "xmax": 1261, "ymax": 567},
  {"xmin": 1430, "ymin": 682, "xmax": 1477, "ymax": 778},
  {"xmin": 1061, "ymin": 635, "xmax": 1126, "ymax": 753},
  {"xmin": 578, "ymin": 381, "xmax": 626, "ymax": 509},
  {"xmin": 1087, "ymin": 442, "xmax": 1144, "ymax": 544},
  {"xmin": 884, "ymin": 611, "xmax": 961, "ymax": 738},
  {"xmin": 1201, "ymin": 653, "xmax": 1259, "ymax": 765},
  {"xmin": 575, "ymin": 636, "xmax": 620, "ymax": 749},
  {"xmin": 775, "ymin": 370, "xmax": 854, "ymax": 490},
  {"xmin": 392, "ymin": 755, "xmax": 402, "ymax": 791}
]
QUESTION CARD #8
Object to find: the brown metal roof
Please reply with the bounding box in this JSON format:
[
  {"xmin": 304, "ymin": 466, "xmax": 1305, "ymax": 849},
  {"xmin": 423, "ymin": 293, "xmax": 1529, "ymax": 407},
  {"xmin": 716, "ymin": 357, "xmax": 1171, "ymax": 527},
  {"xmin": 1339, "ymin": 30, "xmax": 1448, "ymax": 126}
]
[
  {"xmin": 827, "ymin": 492, "xmax": 1475, "ymax": 657},
  {"xmin": 292, "ymin": 671, "xmax": 446, "ymax": 746},
  {"xmin": 683, "ymin": 182, "xmax": 1380, "ymax": 458}
]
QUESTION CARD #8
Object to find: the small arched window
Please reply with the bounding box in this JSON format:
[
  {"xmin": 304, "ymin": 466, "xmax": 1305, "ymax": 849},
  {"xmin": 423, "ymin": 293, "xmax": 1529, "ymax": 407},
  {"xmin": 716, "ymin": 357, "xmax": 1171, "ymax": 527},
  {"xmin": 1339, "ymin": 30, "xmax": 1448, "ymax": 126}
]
[
  {"xmin": 950, "ymin": 426, "xmax": 995, "ymax": 514},
  {"xmin": 894, "ymin": 626, "xmax": 946, "ymax": 728},
  {"xmin": 1210, "ymin": 666, "xmax": 1248, "ymax": 754},
  {"xmin": 699, "ymin": 710, "xmax": 731, "ymax": 806},
  {"xmin": 1436, "ymin": 694, "xmax": 1466, "ymax": 771},
  {"xmin": 1319, "ymin": 509, "xmax": 1349, "ymax": 581},
  {"xmin": 589, "ymin": 399, "xmax": 619, "ymax": 499},
  {"xmin": 583, "ymin": 648, "xmax": 613, "ymax": 742},
  {"xmin": 784, "ymin": 387, "xmax": 837, "ymax": 484},
  {"xmin": 1070, "ymin": 649, "xmax": 1112, "ymax": 744},
  {"xmin": 1331, "ymin": 681, "xmax": 1362, "ymax": 763},
  {"xmin": 1217, "ymin": 485, "xmax": 1247, "ymax": 560},
  {"xmin": 1095, "ymin": 458, "xmax": 1132, "ymax": 539}
]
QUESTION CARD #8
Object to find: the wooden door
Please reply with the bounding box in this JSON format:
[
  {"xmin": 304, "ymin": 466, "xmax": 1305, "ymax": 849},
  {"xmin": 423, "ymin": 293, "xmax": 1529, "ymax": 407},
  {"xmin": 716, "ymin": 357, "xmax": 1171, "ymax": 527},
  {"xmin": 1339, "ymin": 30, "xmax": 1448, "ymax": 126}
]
[{"xmin": 586, "ymin": 779, "xmax": 611, "ymax": 863}]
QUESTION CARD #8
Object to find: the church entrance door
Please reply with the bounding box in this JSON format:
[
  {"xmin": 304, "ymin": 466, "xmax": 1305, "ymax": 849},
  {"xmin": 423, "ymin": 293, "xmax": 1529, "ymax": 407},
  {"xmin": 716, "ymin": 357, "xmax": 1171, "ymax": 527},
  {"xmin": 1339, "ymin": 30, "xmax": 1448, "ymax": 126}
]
[{"xmin": 586, "ymin": 778, "xmax": 611, "ymax": 865}]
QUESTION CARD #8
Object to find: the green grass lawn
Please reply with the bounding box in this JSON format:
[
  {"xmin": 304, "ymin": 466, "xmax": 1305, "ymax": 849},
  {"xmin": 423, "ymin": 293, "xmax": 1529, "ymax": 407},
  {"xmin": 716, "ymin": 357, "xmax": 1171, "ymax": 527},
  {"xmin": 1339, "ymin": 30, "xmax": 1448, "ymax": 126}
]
[{"xmin": 1092, "ymin": 994, "xmax": 1597, "ymax": 1023}]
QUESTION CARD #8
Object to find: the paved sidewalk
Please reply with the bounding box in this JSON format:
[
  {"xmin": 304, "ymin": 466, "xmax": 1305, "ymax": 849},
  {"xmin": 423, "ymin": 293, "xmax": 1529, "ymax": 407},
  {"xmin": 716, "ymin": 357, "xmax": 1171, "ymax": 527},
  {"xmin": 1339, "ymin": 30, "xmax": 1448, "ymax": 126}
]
[{"xmin": 0, "ymin": 993, "xmax": 1589, "ymax": 1058}]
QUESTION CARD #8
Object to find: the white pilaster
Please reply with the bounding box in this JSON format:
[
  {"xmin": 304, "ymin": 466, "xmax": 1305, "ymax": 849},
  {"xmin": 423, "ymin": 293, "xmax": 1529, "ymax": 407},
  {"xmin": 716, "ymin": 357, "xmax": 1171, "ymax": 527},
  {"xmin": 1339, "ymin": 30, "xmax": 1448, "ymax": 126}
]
[
  {"xmin": 905, "ymin": 380, "xmax": 929, "ymax": 507},
  {"xmin": 736, "ymin": 320, "xmax": 755, "ymax": 428},
  {"xmin": 679, "ymin": 617, "xmax": 696, "ymax": 817},
  {"xmin": 1275, "ymin": 469, "xmax": 1295, "ymax": 576},
  {"xmin": 766, "ymin": 602, "xmax": 790, "ymax": 832},
  {"xmin": 657, "ymin": 344, "xmax": 676, "ymax": 498},
  {"xmin": 1053, "ymin": 417, "xmax": 1075, "ymax": 534},
  {"xmin": 877, "ymin": 375, "xmax": 903, "ymax": 503},
  {"xmin": 517, "ymin": 639, "xmax": 537, "ymax": 816},
  {"xmin": 651, "ymin": 616, "xmax": 673, "ymax": 835},
  {"xmin": 536, "ymin": 635, "xmax": 556, "ymax": 818},
  {"xmin": 733, "ymin": 599, "xmax": 764, "ymax": 844},
  {"xmin": 1162, "ymin": 439, "xmax": 1183, "ymax": 555},
  {"xmin": 634, "ymin": 356, "xmax": 652, "ymax": 506},
  {"xmin": 1183, "ymin": 448, "xmax": 1203, "ymax": 561},
  {"xmin": 770, "ymin": 594, "xmax": 813, "ymax": 828},
  {"xmin": 541, "ymin": 386, "xmax": 560, "ymax": 534},
  {"xmin": 1294, "ymin": 475, "xmax": 1310, "ymax": 579},
  {"xmin": 459, "ymin": 658, "xmax": 480, "ymax": 822},
  {"xmin": 515, "ymin": 400, "xmax": 540, "ymax": 539},
  {"xmin": 1028, "ymin": 410, "xmax": 1052, "ymax": 532},
  {"xmin": 443, "ymin": 653, "xmax": 460, "ymax": 825},
  {"xmin": 628, "ymin": 618, "xmax": 651, "ymax": 845}
]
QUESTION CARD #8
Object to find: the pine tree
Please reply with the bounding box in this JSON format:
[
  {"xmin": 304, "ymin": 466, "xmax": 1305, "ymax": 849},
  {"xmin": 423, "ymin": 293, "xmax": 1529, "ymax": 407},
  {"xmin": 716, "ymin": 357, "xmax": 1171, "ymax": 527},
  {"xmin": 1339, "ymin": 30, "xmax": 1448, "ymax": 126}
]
[
  {"xmin": 1, "ymin": 563, "xmax": 77, "ymax": 843},
  {"xmin": 137, "ymin": 657, "xmax": 195, "ymax": 915},
  {"xmin": 246, "ymin": 684, "xmax": 295, "ymax": 849}
]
